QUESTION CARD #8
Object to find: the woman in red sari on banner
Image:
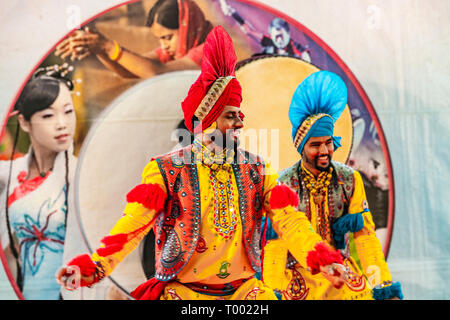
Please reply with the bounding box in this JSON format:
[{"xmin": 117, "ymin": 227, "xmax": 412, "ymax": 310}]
[
  {"xmin": 55, "ymin": 0, "xmax": 213, "ymax": 78},
  {"xmin": 56, "ymin": 26, "xmax": 347, "ymax": 300}
]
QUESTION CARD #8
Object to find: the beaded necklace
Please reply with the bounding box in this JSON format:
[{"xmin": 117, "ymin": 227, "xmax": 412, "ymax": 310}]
[
  {"xmin": 192, "ymin": 139, "xmax": 237, "ymax": 239},
  {"xmin": 300, "ymin": 161, "xmax": 333, "ymax": 243},
  {"xmin": 210, "ymin": 168, "xmax": 237, "ymax": 239},
  {"xmin": 192, "ymin": 139, "xmax": 234, "ymax": 181}
]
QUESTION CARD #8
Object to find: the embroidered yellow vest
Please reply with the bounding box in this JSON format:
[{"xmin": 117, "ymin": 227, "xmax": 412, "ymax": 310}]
[{"xmin": 153, "ymin": 145, "xmax": 266, "ymax": 281}]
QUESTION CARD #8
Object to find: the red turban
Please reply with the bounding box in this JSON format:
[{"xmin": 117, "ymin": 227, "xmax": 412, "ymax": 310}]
[{"xmin": 181, "ymin": 26, "xmax": 242, "ymax": 133}]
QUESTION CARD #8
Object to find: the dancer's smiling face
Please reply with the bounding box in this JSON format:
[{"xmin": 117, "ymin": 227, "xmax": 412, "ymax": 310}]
[{"xmin": 301, "ymin": 136, "xmax": 334, "ymax": 176}]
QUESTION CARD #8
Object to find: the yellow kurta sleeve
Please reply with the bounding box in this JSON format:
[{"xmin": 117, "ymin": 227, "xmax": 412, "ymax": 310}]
[
  {"xmin": 267, "ymin": 206, "xmax": 325, "ymax": 268},
  {"xmin": 91, "ymin": 160, "xmax": 167, "ymax": 277},
  {"xmin": 263, "ymin": 163, "xmax": 324, "ymax": 268},
  {"xmin": 350, "ymin": 170, "xmax": 393, "ymax": 287},
  {"xmin": 262, "ymin": 238, "xmax": 290, "ymax": 291}
]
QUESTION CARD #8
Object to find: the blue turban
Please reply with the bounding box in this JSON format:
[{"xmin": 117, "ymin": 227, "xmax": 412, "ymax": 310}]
[{"xmin": 289, "ymin": 70, "xmax": 347, "ymax": 154}]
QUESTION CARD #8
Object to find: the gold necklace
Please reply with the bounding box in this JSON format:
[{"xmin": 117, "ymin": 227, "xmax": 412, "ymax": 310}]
[
  {"xmin": 210, "ymin": 168, "xmax": 237, "ymax": 239},
  {"xmin": 192, "ymin": 140, "xmax": 237, "ymax": 239},
  {"xmin": 192, "ymin": 139, "xmax": 234, "ymax": 183},
  {"xmin": 301, "ymin": 161, "xmax": 333, "ymax": 242}
]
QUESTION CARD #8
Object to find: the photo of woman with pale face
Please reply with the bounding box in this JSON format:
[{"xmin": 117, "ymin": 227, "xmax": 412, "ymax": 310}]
[{"xmin": 0, "ymin": 65, "xmax": 79, "ymax": 300}]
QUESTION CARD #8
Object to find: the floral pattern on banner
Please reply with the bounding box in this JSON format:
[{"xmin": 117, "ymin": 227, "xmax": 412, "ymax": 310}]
[{"xmin": 12, "ymin": 187, "xmax": 66, "ymax": 275}]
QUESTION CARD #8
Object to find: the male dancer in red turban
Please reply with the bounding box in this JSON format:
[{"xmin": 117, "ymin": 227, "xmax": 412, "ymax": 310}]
[{"xmin": 57, "ymin": 26, "xmax": 345, "ymax": 300}]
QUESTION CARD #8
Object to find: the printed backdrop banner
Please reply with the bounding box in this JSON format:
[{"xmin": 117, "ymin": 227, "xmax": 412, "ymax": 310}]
[{"xmin": 0, "ymin": 0, "xmax": 448, "ymax": 300}]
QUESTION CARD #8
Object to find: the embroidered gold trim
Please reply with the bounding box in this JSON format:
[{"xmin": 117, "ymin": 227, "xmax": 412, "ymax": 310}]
[
  {"xmin": 293, "ymin": 113, "xmax": 334, "ymax": 149},
  {"xmin": 194, "ymin": 76, "xmax": 235, "ymax": 121}
]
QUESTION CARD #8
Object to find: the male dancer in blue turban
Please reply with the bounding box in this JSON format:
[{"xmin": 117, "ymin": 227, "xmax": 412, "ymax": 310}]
[{"xmin": 262, "ymin": 71, "xmax": 403, "ymax": 300}]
